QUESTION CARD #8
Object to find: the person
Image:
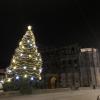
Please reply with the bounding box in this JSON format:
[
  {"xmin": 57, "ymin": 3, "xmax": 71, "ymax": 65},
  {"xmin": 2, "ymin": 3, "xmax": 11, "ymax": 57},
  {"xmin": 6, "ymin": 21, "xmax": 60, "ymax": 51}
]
[
  {"xmin": 50, "ymin": 77, "xmax": 56, "ymax": 89},
  {"xmin": 97, "ymin": 95, "xmax": 100, "ymax": 100},
  {"xmin": 75, "ymin": 81, "xmax": 79, "ymax": 90},
  {"xmin": 93, "ymin": 84, "xmax": 96, "ymax": 89}
]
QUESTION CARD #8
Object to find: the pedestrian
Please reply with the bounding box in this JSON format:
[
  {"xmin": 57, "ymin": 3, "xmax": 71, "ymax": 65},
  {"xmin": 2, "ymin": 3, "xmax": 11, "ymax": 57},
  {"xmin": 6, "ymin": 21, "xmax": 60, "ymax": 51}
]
[
  {"xmin": 93, "ymin": 84, "xmax": 96, "ymax": 89},
  {"xmin": 97, "ymin": 95, "xmax": 100, "ymax": 100}
]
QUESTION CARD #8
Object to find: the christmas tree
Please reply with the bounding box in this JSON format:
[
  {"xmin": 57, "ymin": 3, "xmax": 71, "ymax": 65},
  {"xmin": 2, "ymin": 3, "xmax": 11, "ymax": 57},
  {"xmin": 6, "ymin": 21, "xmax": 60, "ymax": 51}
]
[{"xmin": 5, "ymin": 26, "xmax": 42, "ymax": 88}]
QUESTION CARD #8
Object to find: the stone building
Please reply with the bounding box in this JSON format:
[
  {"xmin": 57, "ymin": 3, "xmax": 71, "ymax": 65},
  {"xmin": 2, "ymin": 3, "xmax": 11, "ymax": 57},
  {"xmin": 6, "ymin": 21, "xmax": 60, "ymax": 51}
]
[
  {"xmin": 79, "ymin": 48, "xmax": 100, "ymax": 87},
  {"xmin": 40, "ymin": 45, "xmax": 100, "ymax": 88}
]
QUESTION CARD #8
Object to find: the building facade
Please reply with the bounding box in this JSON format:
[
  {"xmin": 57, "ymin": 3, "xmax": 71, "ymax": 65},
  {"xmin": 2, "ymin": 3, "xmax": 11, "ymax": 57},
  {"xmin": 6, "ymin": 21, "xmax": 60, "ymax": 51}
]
[
  {"xmin": 40, "ymin": 45, "xmax": 100, "ymax": 88},
  {"xmin": 79, "ymin": 48, "xmax": 100, "ymax": 87}
]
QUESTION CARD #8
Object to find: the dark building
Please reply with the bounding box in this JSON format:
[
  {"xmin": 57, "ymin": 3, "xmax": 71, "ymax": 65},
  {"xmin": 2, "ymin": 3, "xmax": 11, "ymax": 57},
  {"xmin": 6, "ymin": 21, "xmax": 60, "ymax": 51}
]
[
  {"xmin": 79, "ymin": 48, "xmax": 100, "ymax": 87},
  {"xmin": 40, "ymin": 45, "xmax": 100, "ymax": 89}
]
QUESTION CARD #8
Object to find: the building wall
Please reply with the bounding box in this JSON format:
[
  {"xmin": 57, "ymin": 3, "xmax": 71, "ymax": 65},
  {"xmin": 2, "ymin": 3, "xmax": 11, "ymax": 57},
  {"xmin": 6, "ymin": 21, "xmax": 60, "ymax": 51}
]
[
  {"xmin": 40, "ymin": 46, "xmax": 100, "ymax": 88},
  {"xmin": 79, "ymin": 48, "xmax": 100, "ymax": 87}
]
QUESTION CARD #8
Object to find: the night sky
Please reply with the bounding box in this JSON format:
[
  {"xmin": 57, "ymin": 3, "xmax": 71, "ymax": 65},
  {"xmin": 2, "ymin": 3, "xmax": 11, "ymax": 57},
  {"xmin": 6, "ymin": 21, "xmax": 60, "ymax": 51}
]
[{"xmin": 0, "ymin": 0, "xmax": 98, "ymax": 67}]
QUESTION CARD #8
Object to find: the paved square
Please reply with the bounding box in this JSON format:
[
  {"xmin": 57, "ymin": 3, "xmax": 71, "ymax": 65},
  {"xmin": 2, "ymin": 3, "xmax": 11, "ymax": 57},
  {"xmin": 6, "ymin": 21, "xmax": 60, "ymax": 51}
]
[{"xmin": 0, "ymin": 88, "xmax": 100, "ymax": 100}]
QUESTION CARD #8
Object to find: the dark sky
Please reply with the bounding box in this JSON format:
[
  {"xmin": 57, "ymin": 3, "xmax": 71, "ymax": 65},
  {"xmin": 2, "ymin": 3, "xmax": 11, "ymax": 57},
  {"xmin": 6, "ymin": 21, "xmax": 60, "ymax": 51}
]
[{"xmin": 0, "ymin": 0, "xmax": 98, "ymax": 67}]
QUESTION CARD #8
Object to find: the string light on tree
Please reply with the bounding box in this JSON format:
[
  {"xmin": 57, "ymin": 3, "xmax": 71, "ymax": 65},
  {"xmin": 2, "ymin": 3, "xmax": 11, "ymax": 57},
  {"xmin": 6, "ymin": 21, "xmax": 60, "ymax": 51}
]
[
  {"xmin": 39, "ymin": 76, "xmax": 42, "ymax": 80},
  {"xmin": 28, "ymin": 25, "xmax": 32, "ymax": 30},
  {"xmin": 24, "ymin": 74, "xmax": 28, "ymax": 78},
  {"xmin": 37, "ymin": 53, "xmax": 40, "ymax": 56},
  {"xmin": 23, "ymin": 66, "xmax": 27, "ymax": 69},
  {"xmin": 35, "ymin": 57, "xmax": 38, "ymax": 61},
  {"xmin": 13, "ymin": 59, "xmax": 16, "ymax": 63},
  {"xmin": 7, "ymin": 78, "xmax": 11, "ymax": 82},
  {"xmin": 28, "ymin": 54, "xmax": 32, "ymax": 58},
  {"xmin": 33, "ymin": 45, "xmax": 36, "ymax": 48},
  {"xmin": 16, "ymin": 76, "xmax": 19, "ymax": 80},
  {"xmin": 39, "ymin": 58, "xmax": 42, "ymax": 61},
  {"xmin": 20, "ymin": 53, "xmax": 23, "ymax": 57},
  {"xmin": 0, "ymin": 80, "xmax": 4, "ymax": 84},
  {"xmin": 5, "ymin": 25, "xmax": 42, "ymax": 90},
  {"xmin": 30, "ymin": 76, "xmax": 34, "ymax": 81},
  {"xmin": 13, "ymin": 66, "xmax": 16, "ymax": 69},
  {"xmin": 27, "ymin": 40, "xmax": 30, "ymax": 43},
  {"xmin": 29, "ymin": 43, "xmax": 33, "ymax": 47},
  {"xmin": 7, "ymin": 69, "xmax": 12, "ymax": 73},
  {"xmin": 35, "ymin": 49, "xmax": 37, "ymax": 53},
  {"xmin": 33, "ymin": 67, "xmax": 36, "ymax": 70},
  {"xmin": 19, "ymin": 41, "xmax": 22, "ymax": 45},
  {"xmin": 22, "ymin": 45, "xmax": 25, "ymax": 49},
  {"xmin": 39, "ymin": 68, "xmax": 42, "ymax": 73}
]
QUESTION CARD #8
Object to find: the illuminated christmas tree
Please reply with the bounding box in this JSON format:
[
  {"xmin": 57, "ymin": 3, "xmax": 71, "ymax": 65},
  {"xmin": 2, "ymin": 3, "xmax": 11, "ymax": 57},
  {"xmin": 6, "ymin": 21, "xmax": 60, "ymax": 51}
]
[{"xmin": 5, "ymin": 26, "xmax": 42, "ymax": 84}]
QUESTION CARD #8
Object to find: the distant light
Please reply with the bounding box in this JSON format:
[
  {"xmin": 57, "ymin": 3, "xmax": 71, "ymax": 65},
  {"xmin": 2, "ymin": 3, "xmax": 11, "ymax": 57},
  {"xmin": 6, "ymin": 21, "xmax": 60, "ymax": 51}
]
[{"xmin": 81, "ymin": 48, "xmax": 94, "ymax": 52}]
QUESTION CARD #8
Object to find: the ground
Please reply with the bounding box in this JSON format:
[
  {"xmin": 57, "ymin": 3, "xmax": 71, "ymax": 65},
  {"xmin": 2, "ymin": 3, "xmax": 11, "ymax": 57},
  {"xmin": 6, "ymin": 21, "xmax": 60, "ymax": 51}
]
[{"xmin": 0, "ymin": 88, "xmax": 100, "ymax": 100}]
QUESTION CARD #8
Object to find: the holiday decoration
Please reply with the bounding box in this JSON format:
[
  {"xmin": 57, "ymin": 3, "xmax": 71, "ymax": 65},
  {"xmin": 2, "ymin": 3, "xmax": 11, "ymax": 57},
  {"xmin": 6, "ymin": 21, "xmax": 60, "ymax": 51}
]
[{"xmin": 4, "ymin": 26, "xmax": 42, "ymax": 92}]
